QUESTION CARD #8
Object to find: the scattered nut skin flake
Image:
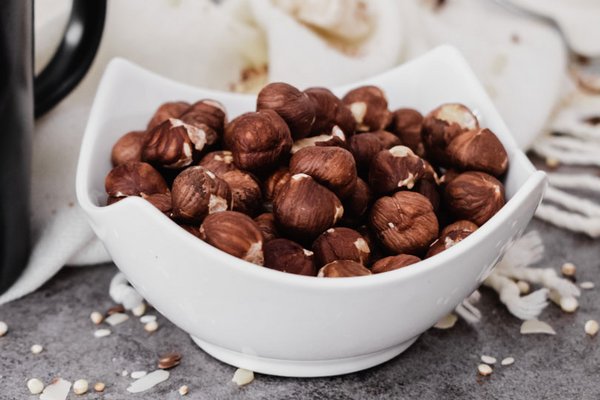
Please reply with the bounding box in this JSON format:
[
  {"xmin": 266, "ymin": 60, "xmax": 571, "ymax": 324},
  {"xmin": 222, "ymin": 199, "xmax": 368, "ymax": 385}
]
[
  {"xmin": 232, "ymin": 368, "xmax": 255, "ymax": 386},
  {"xmin": 501, "ymin": 357, "xmax": 515, "ymax": 366},
  {"xmin": 40, "ymin": 378, "xmax": 72, "ymax": 400},
  {"xmin": 127, "ymin": 370, "xmax": 170, "ymax": 393},
  {"xmin": 477, "ymin": 364, "xmax": 493, "ymax": 376},
  {"xmin": 104, "ymin": 312, "xmax": 130, "ymax": 326},
  {"xmin": 580, "ymin": 281, "xmax": 595, "ymax": 290},
  {"xmin": 130, "ymin": 371, "xmax": 147, "ymax": 379},
  {"xmin": 480, "ymin": 355, "xmax": 497, "ymax": 365},
  {"xmin": 433, "ymin": 314, "xmax": 458, "ymax": 329},
  {"xmin": 585, "ymin": 320, "xmax": 599, "ymax": 337},
  {"xmin": 94, "ymin": 329, "xmax": 111, "ymax": 338},
  {"xmin": 179, "ymin": 385, "xmax": 189, "ymax": 396},
  {"xmin": 520, "ymin": 319, "xmax": 557, "ymax": 335},
  {"xmin": 27, "ymin": 378, "xmax": 44, "ymax": 394}
]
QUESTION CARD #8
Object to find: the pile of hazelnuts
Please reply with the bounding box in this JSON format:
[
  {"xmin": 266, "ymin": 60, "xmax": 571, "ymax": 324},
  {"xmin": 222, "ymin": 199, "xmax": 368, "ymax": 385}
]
[{"xmin": 105, "ymin": 83, "xmax": 508, "ymax": 278}]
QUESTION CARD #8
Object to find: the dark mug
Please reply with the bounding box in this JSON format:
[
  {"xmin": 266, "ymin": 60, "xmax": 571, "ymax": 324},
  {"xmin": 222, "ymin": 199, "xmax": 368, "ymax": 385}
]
[{"xmin": 0, "ymin": 1, "xmax": 106, "ymax": 294}]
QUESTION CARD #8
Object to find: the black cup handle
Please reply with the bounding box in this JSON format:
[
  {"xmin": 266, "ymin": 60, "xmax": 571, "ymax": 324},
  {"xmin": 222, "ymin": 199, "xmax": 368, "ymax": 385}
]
[{"xmin": 34, "ymin": 0, "xmax": 106, "ymax": 117}]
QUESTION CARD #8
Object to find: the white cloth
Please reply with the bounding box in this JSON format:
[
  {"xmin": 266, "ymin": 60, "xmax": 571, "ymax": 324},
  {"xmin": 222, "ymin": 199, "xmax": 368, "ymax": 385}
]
[{"xmin": 0, "ymin": 0, "xmax": 578, "ymax": 304}]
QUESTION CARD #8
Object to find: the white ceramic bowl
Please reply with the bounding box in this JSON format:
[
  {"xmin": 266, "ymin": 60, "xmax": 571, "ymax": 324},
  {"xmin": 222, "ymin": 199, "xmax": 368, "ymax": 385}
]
[{"xmin": 76, "ymin": 46, "xmax": 546, "ymax": 377}]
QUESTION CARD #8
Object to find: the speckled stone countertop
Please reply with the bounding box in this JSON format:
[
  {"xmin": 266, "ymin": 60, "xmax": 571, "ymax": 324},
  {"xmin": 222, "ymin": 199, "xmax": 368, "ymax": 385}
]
[{"xmin": 1, "ymin": 214, "xmax": 599, "ymax": 399}]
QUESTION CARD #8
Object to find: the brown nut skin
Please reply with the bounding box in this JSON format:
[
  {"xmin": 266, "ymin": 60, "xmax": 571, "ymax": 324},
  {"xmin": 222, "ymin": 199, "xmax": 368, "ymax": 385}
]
[
  {"xmin": 371, "ymin": 254, "xmax": 421, "ymax": 274},
  {"xmin": 317, "ymin": 260, "xmax": 372, "ymax": 278},
  {"xmin": 390, "ymin": 108, "xmax": 425, "ymax": 157},
  {"xmin": 444, "ymin": 171, "xmax": 505, "ymax": 226},
  {"xmin": 342, "ymin": 86, "xmax": 392, "ymax": 132},
  {"xmin": 422, "ymin": 103, "xmax": 479, "ymax": 164},
  {"xmin": 447, "ymin": 128, "xmax": 509, "ymax": 177},
  {"xmin": 199, "ymin": 211, "xmax": 264, "ymax": 265},
  {"xmin": 224, "ymin": 110, "xmax": 293, "ymax": 172},
  {"xmin": 289, "ymin": 146, "xmax": 357, "ymax": 199},
  {"xmin": 349, "ymin": 133, "xmax": 385, "ymax": 172},
  {"xmin": 440, "ymin": 220, "xmax": 478, "ymax": 237},
  {"xmin": 371, "ymin": 130, "xmax": 402, "ymax": 149},
  {"xmin": 143, "ymin": 118, "xmax": 209, "ymax": 169},
  {"xmin": 111, "ymin": 131, "xmax": 146, "ymax": 166},
  {"xmin": 179, "ymin": 99, "xmax": 226, "ymax": 145},
  {"xmin": 312, "ymin": 227, "xmax": 370, "ymax": 267},
  {"xmin": 264, "ymin": 238, "xmax": 316, "ymax": 276},
  {"xmin": 415, "ymin": 179, "xmax": 440, "ymax": 213},
  {"xmin": 291, "ymin": 126, "xmax": 348, "ymax": 154},
  {"xmin": 179, "ymin": 224, "xmax": 202, "ymax": 239},
  {"xmin": 273, "ymin": 174, "xmax": 344, "ymax": 242},
  {"xmin": 141, "ymin": 192, "xmax": 173, "ymax": 216},
  {"xmin": 263, "ymin": 167, "xmax": 291, "ymax": 204},
  {"xmin": 369, "ymin": 146, "xmax": 426, "ymax": 195},
  {"xmin": 254, "ymin": 213, "xmax": 279, "ymax": 242},
  {"xmin": 105, "ymin": 162, "xmax": 169, "ymax": 199},
  {"xmin": 341, "ymin": 177, "xmax": 372, "ymax": 225},
  {"xmin": 171, "ymin": 166, "xmax": 232, "ymax": 223},
  {"xmin": 304, "ymin": 87, "xmax": 356, "ymax": 137},
  {"xmin": 425, "ymin": 229, "xmax": 472, "ymax": 258},
  {"xmin": 370, "ymin": 191, "xmax": 439, "ymax": 255},
  {"xmin": 221, "ymin": 169, "xmax": 262, "ymax": 216},
  {"xmin": 257, "ymin": 82, "xmax": 315, "ymax": 139},
  {"xmin": 147, "ymin": 101, "xmax": 190, "ymax": 131},
  {"xmin": 198, "ymin": 150, "xmax": 237, "ymax": 177}
]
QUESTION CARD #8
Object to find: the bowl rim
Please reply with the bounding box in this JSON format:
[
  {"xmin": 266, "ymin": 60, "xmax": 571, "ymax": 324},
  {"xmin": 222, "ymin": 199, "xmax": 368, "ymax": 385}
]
[{"xmin": 76, "ymin": 45, "xmax": 547, "ymax": 290}]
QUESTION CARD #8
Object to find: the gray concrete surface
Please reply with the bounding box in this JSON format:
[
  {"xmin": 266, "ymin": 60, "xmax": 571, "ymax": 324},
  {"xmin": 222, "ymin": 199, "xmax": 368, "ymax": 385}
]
[{"xmin": 1, "ymin": 216, "xmax": 599, "ymax": 399}]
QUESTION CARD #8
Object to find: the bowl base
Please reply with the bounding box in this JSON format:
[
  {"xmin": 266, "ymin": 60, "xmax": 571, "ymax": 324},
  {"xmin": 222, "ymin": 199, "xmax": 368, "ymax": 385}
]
[{"xmin": 190, "ymin": 335, "xmax": 420, "ymax": 377}]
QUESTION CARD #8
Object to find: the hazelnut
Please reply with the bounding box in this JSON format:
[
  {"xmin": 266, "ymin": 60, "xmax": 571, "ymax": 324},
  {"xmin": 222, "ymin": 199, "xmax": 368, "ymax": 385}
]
[
  {"xmin": 369, "ymin": 146, "xmax": 426, "ymax": 195},
  {"xmin": 422, "ymin": 103, "xmax": 479, "ymax": 164},
  {"xmin": 291, "ymin": 125, "xmax": 347, "ymax": 154},
  {"xmin": 171, "ymin": 166, "xmax": 232, "ymax": 223},
  {"xmin": 390, "ymin": 108, "xmax": 425, "ymax": 156},
  {"xmin": 198, "ymin": 150, "xmax": 236, "ymax": 177},
  {"xmin": 141, "ymin": 192, "xmax": 173, "ymax": 216},
  {"xmin": 447, "ymin": 128, "xmax": 509, "ymax": 177},
  {"xmin": 179, "ymin": 99, "xmax": 227, "ymax": 145},
  {"xmin": 179, "ymin": 224, "xmax": 202, "ymax": 238},
  {"xmin": 370, "ymin": 191, "xmax": 439, "ymax": 255},
  {"xmin": 444, "ymin": 171, "xmax": 505, "ymax": 226},
  {"xmin": 143, "ymin": 118, "xmax": 209, "ymax": 169},
  {"xmin": 147, "ymin": 101, "xmax": 190, "ymax": 131},
  {"xmin": 257, "ymin": 82, "xmax": 315, "ymax": 139},
  {"xmin": 264, "ymin": 238, "xmax": 316, "ymax": 276},
  {"xmin": 289, "ymin": 146, "xmax": 357, "ymax": 198},
  {"xmin": 199, "ymin": 211, "xmax": 264, "ymax": 265},
  {"xmin": 371, "ymin": 130, "xmax": 402, "ymax": 149},
  {"xmin": 426, "ymin": 229, "xmax": 473, "ymax": 258},
  {"xmin": 111, "ymin": 131, "xmax": 146, "ymax": 166},
  {"xmin": 224, "ymin": 110, "xmax": 292, "ymax": 172},
  {"xmin": 440, "ymin": 220, "xmax": 478, "ymax": 237},
  {"xmin": 415, "ymin": 179, "xmax": 440, "ymax": 213},
  {"xmin": 341, "ymin": 177, "xmax": 372, "ymax": 225},
  {"xmin": 439, "ymin": 169, "xmax": 460, "ymax": 187},
  {"xmin": 349, "ymin": 133, "xmax": 385, "ymax": 172},
  {"xmin": 105, "ymin": 162, "xmax": 169, "ymax": 199},
  {"xmin": 221, "ymin": 169, "xmax": 262, "ymax": 216},
  {"xmin": 371, "ymin": 254, "xmax": 421, "ymax": 274},
  {"xmin": 304, "ymin": 87, "xmax": 356, "ymax": 136},
  {"xmin": 312, "ymin": 227, "xmax": 370, "ymax": 267},
  {"xmin": 263, "ymin": 167, "xmax": 291, "ymax": 204},
  {"xmin": 273, "ymin": 174, "xmax": 343, "ymax": 241},
  {"xmin": 317, "ymin": 260, "xmax": 371, "ymax": 278},
  {"xmin": 342, "ymin": 86, "xmax": 392, "ymax": 132},
  {"xmin": 254, "ymin": 213, "xmax": 279, "ymax": 242}
]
